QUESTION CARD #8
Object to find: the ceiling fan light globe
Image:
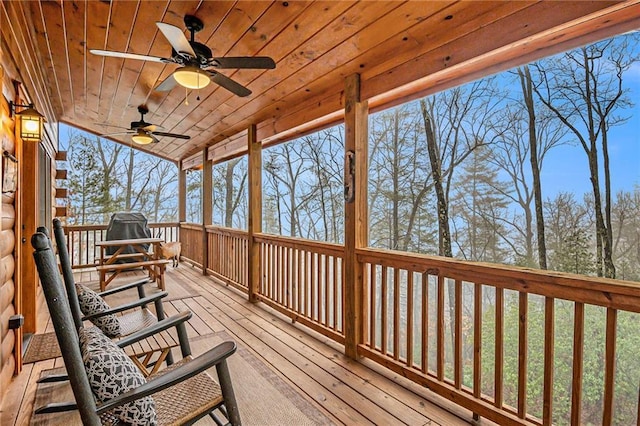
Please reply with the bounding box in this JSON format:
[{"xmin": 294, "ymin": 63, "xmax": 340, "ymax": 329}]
[
  {"xmin": 173, "ymin": 66, "xmax": 210, "ymax": 89},
  {"xmin": 131, "ymin": 132, "xmax": 154, "ymax": 145}
]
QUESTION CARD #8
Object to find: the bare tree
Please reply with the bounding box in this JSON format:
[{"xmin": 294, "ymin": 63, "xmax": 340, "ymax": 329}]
[
  {"xmin": 419, "ymin": 78, "xmax": 504, "ymax": 257},
  {"xmin": 489, "ymin": 67, "xmax": 566, "ymax": 267},
  {"xmin": 212, "ymin": 158, "xmax": 247, "ymax": 228},
  {"xmin": 611, "ymin": 187, "xmax": 640, "ymax": 281},
  {"xmin": 93, "ymin": 137, "xmax": 124, "ymax": 222},
  {"xmin": 148, "ymin": 161, "xmax": 178, "ymax": 222},
  {"xmin": 369, "ymin": 106, "xmax": 434, "ymax": 251},
  {"xmin": 263, "ymin": 144, "xmax": 318, "ymax": 238},
  {"xmin": 300, "ymin": 128, "xmax": 344, "ymax": 243},
  {"xmin": 533, "ymin": 36, "xmax": 639, "ymax": 277}
]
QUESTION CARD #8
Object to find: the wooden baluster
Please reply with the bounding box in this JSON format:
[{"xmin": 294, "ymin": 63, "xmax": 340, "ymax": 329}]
[
  {"xmin": 407, "ymin": 271, "xmax": 414, "ymax": 368},
  {"xmin": 278, "ymin": 245, "xmax": 284, "ymax": 305},
  {"xmin": 543, "ymin": 297, "xmax": 555, "ymax": 425},
  {"xmin": 437, "ymin": 275, "xmax": 444, "ymax": 381},
  {"xmin": 333, "ymin": 255, "xmax": 338, "ymax": 330},
  {"xmin": 311, "ymin": 252, "xmax": 317, "ymax": 321},
  {"xmin": 474, "ymin": 284, "xmax": 482, "ymax": 403},
  {"xmin": 495, "ymin": 287, "xmax": 504, "ymax": 409},
  {"xmin": 518, "ymin": 292, "xmax": 528, "ymax": 419},
  {"xmin": 421, "ymin": 272, "xmax": 428, "ymax": 374},
  {"xmin": 393, "ymin": 269, "xmax": 400, "ymax": 361},
  {"xmin": 454, "ymin": 278, "xmax": 462, "ymax": 389},
  {"xmin": 324, "ymin": 254, "xmax": 330, "ymax": 326},
  {"xmin": 370, "ymin": 264, "xmax": 376, "ymax": 349},
  {"xmin": 603, "ymin": 308, "xmax": 617, "ymax": 426},
  {"xmin": 381, "ymin": 266, "xmax": 388, "ymax": 356},
  {"xmin": 297, "ymin": 249, "xmax": 302, "ymax": 314}
]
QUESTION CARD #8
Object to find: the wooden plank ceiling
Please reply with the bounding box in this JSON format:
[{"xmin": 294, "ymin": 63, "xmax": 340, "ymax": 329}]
[{"xmin": 16, "ymin": 1, "xmax": 640, "ymax": 163}]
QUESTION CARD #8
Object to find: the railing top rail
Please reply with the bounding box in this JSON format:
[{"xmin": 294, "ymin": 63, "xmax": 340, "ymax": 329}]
[
  {"xmin": 63, "ymin": 222, "xmax": 180, "ymax": 231},
  {"xmin": 357, "ymin": 246, "xmax": 640, "ymax": 312},
  {"xmin": 206, "ymin": 225, "xmax": 248, "ymax": 238},
  {"xmin": 254, "ymin": 233, "xmax": 343, "ymax": 256},
  {"xmin": 180, "ymin": 222, "xmax": 202, "ymax": 230}
]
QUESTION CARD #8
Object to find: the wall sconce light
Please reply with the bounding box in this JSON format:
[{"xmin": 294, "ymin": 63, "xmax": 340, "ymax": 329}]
[{"xmin": 10, "ymin": 101, "xmax": 45, "ymax": 142}]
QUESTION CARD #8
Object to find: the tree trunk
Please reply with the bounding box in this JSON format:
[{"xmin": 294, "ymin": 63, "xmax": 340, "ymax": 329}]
[
  {"xmin": 519, "ymin": 66, "xmax": 548, "ymax": 269},
  {"xmin": 125, "ymin": 148, "xmax": 134, "ymax": 211},
  {"xmin": 421, "ymin": 103, "xmax": 452, "ymax": 257},
  {"xmin": 224, "ymin": 162, "xmax": 235, "ymax": 227}
]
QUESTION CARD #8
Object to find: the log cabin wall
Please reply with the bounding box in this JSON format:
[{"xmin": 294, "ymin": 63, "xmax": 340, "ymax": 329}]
[
  {"xmin": 0, "ymin": 65, "xmax": 17, "ymax": 404},
  {"xmin": 0, "ymin": 1, "xmax": 58, "ymax": 400}
]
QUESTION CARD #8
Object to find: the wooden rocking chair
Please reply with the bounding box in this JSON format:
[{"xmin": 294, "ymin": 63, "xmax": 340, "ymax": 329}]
[
  {"xmin": 32, "ymin": 232, "xmax": 242, "ymax": 425},
  {"xmin": 51, "ymin": 218, "xmax": 168, "ymax": 338}
]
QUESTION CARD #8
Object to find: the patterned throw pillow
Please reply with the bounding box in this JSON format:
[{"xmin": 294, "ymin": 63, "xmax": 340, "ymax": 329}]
[
  {"xmin": 76, "ymin": 284, "xmax": 121, "ymax": 337},
  {"xmin": 79, "ymin": 327, "xmax": 157, "ymax": 425}
]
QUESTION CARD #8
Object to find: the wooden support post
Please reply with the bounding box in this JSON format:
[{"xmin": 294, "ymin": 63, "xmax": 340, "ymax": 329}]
[
  {"xmin": 202, "ymin": 149, "xmax": 212, "ymax": 275},
  {"xmin": 247, "ymin": 124, "xmax": 262, "ymax": 302},
  {"xmin": 344, "ymin": 73, "xmax": 368, "ymax": 359},
  {"xmin": 177, "ymin": 163, "xmax": 186, "ymax": 260},
  {"xmin": 178, "ymin": 163, "xmax": 186, "ymax": 223}
]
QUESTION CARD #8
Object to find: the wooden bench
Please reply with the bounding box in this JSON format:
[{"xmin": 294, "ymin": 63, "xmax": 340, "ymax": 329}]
[
  {"xmin": 96, "ymin": 259, "xmax": 171, "ymax": 291},
  {"xmin": 102, "ymin": 252, "xmax": 149, "ymax": 263}
]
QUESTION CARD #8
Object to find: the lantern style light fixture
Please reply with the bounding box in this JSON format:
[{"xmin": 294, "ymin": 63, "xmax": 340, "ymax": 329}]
[
  {"xmin": 172, "ymin": 66, "xmax": 211, "ymax": 89},
  {"xmin": 131, "ymin": 129, "xmax": 154, "ymax": 145},
  {"xmin": 10, "ymin": 101, "xmax": 45, "ymax": 142}
]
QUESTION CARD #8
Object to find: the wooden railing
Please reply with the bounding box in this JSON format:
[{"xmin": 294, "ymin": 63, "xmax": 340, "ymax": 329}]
[
  {"xmin": 179, "ymin": 223, "xmax": 204, "ymax": 268},
  {"xmin": 255, "ymin": 234, "xmax": 344, "ymax": 344},
  {"xmin": 357, "ymin": 247, "xmax": 640, "ymax": 425},
  {"xmin": 205, "ymin": 226, "xmax": 249, "ymax": 292},
  {"xmin": 70, "ymin": 222, "xmax": 640, "ymax": 424},
  {"xmin": 63, "ymin": 222, "xmax": 179, "ymax": 268}
]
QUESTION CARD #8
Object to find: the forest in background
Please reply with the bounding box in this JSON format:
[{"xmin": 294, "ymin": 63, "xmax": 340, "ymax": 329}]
[
  {"xmin": 63, "ymin": 33, "xmax": 640, "ymax": 281},
  {"xmin": 62, "ymin": 32, "xmax": 640, "ymax": 423}
]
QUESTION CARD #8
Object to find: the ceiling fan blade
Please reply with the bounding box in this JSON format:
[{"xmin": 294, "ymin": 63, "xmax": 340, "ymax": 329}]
[
  {"xmin": 156, "ymin": 22, "xmax": 196, "ymax": 59},
  {"xmin": 155, "ymin": 74, "xmax": 177, "ymax": 92},
  {"xmin": 95, "ymin": 123, "xmax": 129, "ymax": 130},
  {"xmin": 90, "ymin": 49, "xmax": 169, "ymax": 63},
  {"xmin": 152, "ymin": 131, "xmax": 191, "ymax": 140},
  {"xmin": 141, "ymin": 124, "xmax": 158, "ymax": 132},
  {"xmin": 151, "ymin": 134, "xmax": 161, "ymax": 144},
  {"xmin": 208, "ymin": 71, "xmax": 252, "ymax": 97},
  {"xmin": 100, "ymin": 131, "xmax": 134, "ymax": 137},
  {"xmin": 211, "ymin": 56, "xmax": 276, "ymax": 69}
]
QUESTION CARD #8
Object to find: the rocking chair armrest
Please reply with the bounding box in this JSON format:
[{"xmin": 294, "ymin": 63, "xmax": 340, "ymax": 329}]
[
  {"xmin": 115, "ymin": 311, "xmax": 192, "ymax": 348},
  {"xmin": 82, "ymin": 292, "xmax": 168, "ymax": 321},
  {"xmin": 96, "ymin": 341, "xmax": 237, "ymax": 415},
  {"xmin": 97, "ymin": 277, "xmax": 151, "ymax": 297}
]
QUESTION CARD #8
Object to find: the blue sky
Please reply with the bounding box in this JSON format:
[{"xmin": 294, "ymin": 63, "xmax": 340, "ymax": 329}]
[{"xmin": 535, "ymin": 45, "xmax": 640, "ymax": 199}]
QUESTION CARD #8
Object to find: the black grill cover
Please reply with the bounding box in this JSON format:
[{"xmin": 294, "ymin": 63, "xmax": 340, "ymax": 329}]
[{"xmin": 105, "ymin": 212, "xmax": 151, "ymax": 262}]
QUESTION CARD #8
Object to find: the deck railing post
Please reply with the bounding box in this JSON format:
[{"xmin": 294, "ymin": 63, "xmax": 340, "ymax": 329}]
[
  {"xmin": 202, "ymin": 149, "xmax": 212, "ymax": 275},
  {"xmin": 247, "ymin": 124, "xmax": 262, "ymax": 302},
  {"xmin": 178, "ymin": 163, "xmax": 186, "ymax": 265},
  {"xmin": 178, "ymin": 162, "xmax": 186, "ymax": 223},
  {"xmin": 344, "ymin": 73, "xmax": 368, "ymax": 359}
]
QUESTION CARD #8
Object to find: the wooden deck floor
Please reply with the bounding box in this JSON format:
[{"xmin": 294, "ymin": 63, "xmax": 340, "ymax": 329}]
[{"xmin": 2, "ymin": 264, "xmax": 474, "ymax": 425}]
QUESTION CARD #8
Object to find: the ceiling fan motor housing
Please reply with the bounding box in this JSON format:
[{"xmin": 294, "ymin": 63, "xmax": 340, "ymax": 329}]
[{"xmin": 184, "ymin": 15, "xmax": 204, "ymax": 33}]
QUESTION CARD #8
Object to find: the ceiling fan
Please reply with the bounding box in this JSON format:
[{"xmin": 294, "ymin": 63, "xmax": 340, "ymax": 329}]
[
  {"xmin": 100, "ymin": 105, "xmax": 190, "ymax": 145},
  {"xmin": 90, "ymin": 15, "xmax": 275, "ymax": 97}
]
